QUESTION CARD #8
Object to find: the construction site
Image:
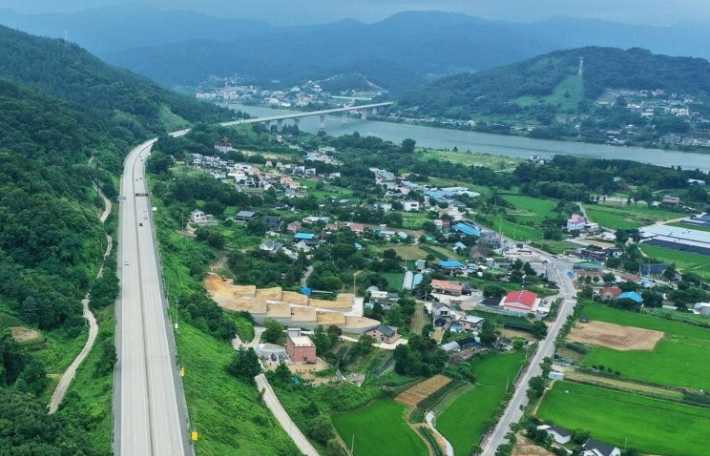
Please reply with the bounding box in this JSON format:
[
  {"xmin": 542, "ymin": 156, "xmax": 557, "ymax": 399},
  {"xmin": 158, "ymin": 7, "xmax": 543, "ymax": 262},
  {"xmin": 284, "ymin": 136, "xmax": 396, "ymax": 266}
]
[{"xmin": 205, "ymin": 273, "xmax": 381, "ymax": 333}]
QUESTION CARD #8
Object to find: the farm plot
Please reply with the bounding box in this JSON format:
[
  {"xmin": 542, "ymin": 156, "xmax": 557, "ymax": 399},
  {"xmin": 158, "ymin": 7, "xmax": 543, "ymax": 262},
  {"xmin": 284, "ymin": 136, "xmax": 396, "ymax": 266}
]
[
  {"xmin": 438, "ymin": 351, "xmax": 526, "ymax": 456},
  {"xmin": 577, "ymin": 302, "xmax": 710, "ymax": 389},
  {"xmin": 567, "ymin": 321, "xmax": 663, "ymax": 351},
  {"xmin": 332, "ymin": 400, "xmax": 427, "ymax": 456},
  {"xmin": 395, "ymin": 374, "xmax": 452, "ymax": 408},
  {"xmin": 538, "ymin": 382, "xmax": 710, "ymax": 456},
  {"xmin": 501, "ymin": 194, "xmax": 559, "ymax": 224},
  {"xmin": 584, "ymin": 204, "xmax": 668, "ymax": 229}
]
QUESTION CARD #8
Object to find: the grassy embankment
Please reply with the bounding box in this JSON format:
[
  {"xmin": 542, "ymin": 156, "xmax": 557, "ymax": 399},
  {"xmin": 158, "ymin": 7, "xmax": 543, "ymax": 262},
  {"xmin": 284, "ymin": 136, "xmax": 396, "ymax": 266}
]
[{"xmin": 157, "ymin": 210, "xmax": 298, "ymax": 455}]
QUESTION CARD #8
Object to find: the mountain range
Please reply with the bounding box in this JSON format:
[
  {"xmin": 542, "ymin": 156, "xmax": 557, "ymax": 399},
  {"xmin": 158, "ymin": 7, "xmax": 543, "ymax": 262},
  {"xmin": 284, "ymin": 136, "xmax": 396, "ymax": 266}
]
[{"xmin": 3, "ymin": 5, "xmax": 710, "ymax": 93}]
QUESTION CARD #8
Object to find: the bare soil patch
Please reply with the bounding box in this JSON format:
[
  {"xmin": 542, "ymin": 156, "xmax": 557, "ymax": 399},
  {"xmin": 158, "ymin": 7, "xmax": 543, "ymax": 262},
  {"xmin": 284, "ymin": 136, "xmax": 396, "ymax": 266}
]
[
  {"xmin": 568, "ymin": 321, "xmax": 663, "ymax": 351},
  {"xmin": 395, "ymin": 374, "xmax": 452, "ymax": 407},
  {"xmin": 10, "ymin": 326, "xmax": 44, "ymax": 346},
  {"xmin": 513, "ymin": 437, "xmax": 556, "ymax": 456}
]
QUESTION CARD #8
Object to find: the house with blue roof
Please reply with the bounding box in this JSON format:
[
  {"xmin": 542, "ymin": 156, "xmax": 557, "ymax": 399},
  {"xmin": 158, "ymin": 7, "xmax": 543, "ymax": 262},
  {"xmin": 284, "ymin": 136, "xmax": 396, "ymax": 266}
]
[
  {"xmin": 452, "ymin": 222, "xmax": 481, "ymax": 237},
  {"xmin": 618, "ymin": 291, "xmax": 643, "ymax": 303},
  {"xmin": 294, "ymin": 232, "xmax": 316, "ymax": 241},
  {"xmin": 437, "ymin": 260, "xmax": 464, "ymax": 274}
]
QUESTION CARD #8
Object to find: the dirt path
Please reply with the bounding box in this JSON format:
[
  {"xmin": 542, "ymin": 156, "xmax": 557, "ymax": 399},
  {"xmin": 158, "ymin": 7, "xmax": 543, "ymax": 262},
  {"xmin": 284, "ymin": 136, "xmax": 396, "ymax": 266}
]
[
  {"xmin": 48, "ymin": 182, "xmax": 110, "ymax": 413},
  {"xmin": 255, "ymin": 373, "xmax": 319, "ymax": 456},
  {"xmin": 564, "ymin": 370, "xmax": 683, "ymax": 400}
]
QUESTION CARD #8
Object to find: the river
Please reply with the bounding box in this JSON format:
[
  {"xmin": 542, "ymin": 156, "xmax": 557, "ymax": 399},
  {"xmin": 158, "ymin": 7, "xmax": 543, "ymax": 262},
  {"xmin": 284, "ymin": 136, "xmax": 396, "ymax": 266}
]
[{"xmin": 227, "ymin": 103, "xmax": 710, "ymax": 172}]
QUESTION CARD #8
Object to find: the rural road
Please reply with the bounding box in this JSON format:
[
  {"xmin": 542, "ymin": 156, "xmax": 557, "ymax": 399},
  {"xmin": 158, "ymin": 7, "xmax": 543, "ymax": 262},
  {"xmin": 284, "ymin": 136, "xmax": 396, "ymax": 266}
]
[
  {"xmin": 48, "ymin": 182, "xmax": 112, "ymax": 414},
  {"xmin": 480, "ymin": 252, "xmax": 577, "ymax": 456},
  {"xmin": 255, "ymin": 373, "xmax": 320, "ymax": 456}
]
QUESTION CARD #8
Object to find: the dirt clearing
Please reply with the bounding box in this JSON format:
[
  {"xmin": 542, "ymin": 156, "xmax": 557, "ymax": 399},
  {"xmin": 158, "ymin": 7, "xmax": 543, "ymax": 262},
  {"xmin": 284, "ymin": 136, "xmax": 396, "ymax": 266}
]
[
  {"xmin": 568, "ymin": 321, "xmax": 663, "ymax": 351},
  {"xmin": 513, "ymin": 437, "xmax": 556, "ymax": 456},
  {"xmin": 395, "ymin": 374, "xmax": 452, "ymax": 408},
  {"xmin": 11, "ymin": 326, "xmax": 44, "ymax": 346}
]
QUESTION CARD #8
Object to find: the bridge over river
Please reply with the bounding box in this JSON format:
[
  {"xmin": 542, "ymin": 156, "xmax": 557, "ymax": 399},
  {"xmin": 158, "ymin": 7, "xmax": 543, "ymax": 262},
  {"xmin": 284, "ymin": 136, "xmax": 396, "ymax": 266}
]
[{"xmin": 220, "ymin": 102, "xmax": 393, "ymax": 130}]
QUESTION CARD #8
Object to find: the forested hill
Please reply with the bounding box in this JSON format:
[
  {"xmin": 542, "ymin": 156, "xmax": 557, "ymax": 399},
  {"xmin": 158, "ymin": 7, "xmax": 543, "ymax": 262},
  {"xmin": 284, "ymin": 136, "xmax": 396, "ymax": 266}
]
[
  {"xmin": 0, "ymin": 25, "xmax": 233, "ymax": 141},
  {"xmin": 0, "ymin": 26, "xmax": 238, "ymax": 454},
  {"xmin": 398, "ymin": 47, "xmax": 710, "ymax": 120}
]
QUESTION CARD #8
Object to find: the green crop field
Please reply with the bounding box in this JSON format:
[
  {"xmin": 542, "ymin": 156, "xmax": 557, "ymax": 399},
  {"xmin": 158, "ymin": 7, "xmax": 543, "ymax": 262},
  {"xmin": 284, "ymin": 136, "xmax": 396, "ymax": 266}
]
[
  {"xmin": 501, "ymin": 194, "xmax": 559, "ymax": 224},
  {"xmin": 579, "ymin": 302, "xmax": 710, "ymax": 389},
  {"xmin": 401, "ymin": 212, "xmax": 431, "ymax": 230},
  {"xmin": 638, "ymin": 244, "xmax": 710, "ymax": 275},
  {"xmin": 538, "ymin": 382, "xmax": 710, "ymax": 456},
  {"xmin": 438, "ymin": 351, "xmax": 526, "ymax": 456},
  {"xmin": 495, "ymin": 217, "xmax": 543, "ymax": 242},
  {"xmin": 333, "ymin": 400, "xmax": 427, "ymax": 456},
  {"xmin": 584, "ymin": 204, "xmax": 669, "ymax": 229}
]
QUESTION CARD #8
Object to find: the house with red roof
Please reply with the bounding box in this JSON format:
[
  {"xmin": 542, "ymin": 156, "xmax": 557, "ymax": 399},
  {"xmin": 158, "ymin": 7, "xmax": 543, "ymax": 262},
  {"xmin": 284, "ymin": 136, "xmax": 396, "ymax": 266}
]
[
  {"xmin": 502, "ymin": 290, "xmax": 538, "ymax": 314},
  {"xmin": 431, "ymin": 279, "xmax": 465, "ymax": 297},
  {"xmin": 600, "ymin": 287, "xmax": 623, "ymax": 300}
]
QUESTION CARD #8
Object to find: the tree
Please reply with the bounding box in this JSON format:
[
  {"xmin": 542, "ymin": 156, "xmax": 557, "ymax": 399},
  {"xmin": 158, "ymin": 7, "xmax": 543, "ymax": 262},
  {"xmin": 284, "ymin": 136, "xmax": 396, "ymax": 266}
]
[
  {"xmin": 271, "ymin": 361, "xmax": 292, "ymax": 387},
  {"xmin": 227, "ymin": 347, "xmax": 261, "ymax": 384},
  {"xmin": 356, "ymin": 335, "xmax": 374, "ymax": 355},
  {"xmin": 479, "ymin": 320, "xmax": 498, "ymax": 347},
  {"xmin": 527, "ymin": 375, "xmax": 546, "ymax": 400},
  {"xmin": 401, "ymin": 138, "xmax": 416, "ymax": 154},
  {"xmin": 531, "ymin": 320, "xmax": 548, "ymax": 340},
  {"xmin": 94, "ymin": 338, "xmax": 117, "ymax": 377},
  {"xmin": 16, "ymin": 359, "xmax": 48, "ymax": 397},
  {"xmin": 262, "ymin": 318, "xmax": 285, "ymax": 344},
  {"xmin": 312, "ymin": 325, "xmax": 332, "ymax": 355}
]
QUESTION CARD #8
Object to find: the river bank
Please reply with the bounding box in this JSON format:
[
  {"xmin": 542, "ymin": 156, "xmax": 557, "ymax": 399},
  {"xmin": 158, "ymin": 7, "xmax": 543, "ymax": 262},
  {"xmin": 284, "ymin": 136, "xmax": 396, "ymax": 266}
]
[{"xmin": 226, "ymin": 103, "xmax": 710, "ymax": 172}]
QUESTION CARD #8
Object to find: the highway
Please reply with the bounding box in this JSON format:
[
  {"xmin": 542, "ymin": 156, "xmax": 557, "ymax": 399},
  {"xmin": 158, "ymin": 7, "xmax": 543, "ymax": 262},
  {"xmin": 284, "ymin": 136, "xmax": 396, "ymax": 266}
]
[
  {"xmin": 480, "ymin": 253, "xmax": 577, "ymax": 456},
  {"xmin": 116, "ymin": 139, "xmax": 190, "ymax": 456}
]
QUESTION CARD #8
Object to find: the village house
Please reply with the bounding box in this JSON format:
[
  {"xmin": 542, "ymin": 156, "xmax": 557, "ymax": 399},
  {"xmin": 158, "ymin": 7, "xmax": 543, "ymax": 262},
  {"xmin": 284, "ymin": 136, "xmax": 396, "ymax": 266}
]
[
  {"xmin": 661, "ymin": 195, "xmax": 680, "ymax": 206},
  {"xmin": 567, "ymin": 213, "xmax": 587, "ymax": 231},
  {"xmin": 365, "ymin": 325, "xmax": 399, "ymax": 344},
  {"xmin": 262, "ymin": 216, "xmax": 284, "ymax": 232},
  {"xmin": 431, "ymin": 279, "xmax": 465, "ymax": 297},
  {"xmin": 286, "ymin": 328, "xmax": 316, "ymax": 364},
  {"xmin": 190, "ymin": 209, "xmax": 209, "ymax": 226},
  {"xmin": 581, "ymin": 439, "xmax": 621, "ymax": 456},
  {"xmin": 600, "ymin": 287, "xmax": 623, "ymax": 300},
  {"xmin": 460, "ymin": 315, "xmax": 485, "ymax": 332},
  {"xmin": 402, "ymin": 200, "xmax": 420, "ymax": 211},
  {"xmin": 259, "ymin": 240, "xmax": 283, "ymax": 254},
  {"xmin": 537, "ymin": 425, "xmax": 572, "ymax": 445},
  {"xmin": 234, "ymin": 210, "xmax": 257, "ymax": 223},
  {"xmin": 432, "ymin": 302, "xmax": 455, "ymax": 321},
  {"xmin": 286, "ymin": 221, "xmax": 303, "ymax": 234}
]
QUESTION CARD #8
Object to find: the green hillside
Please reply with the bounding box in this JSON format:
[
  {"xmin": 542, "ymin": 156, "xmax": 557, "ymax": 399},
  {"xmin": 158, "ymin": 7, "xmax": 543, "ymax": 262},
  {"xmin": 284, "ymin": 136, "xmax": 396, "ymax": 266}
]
[
  {"xmin": 0, "ymin": 25, "xmax": 241, "ymax": 454},
  {"xmin": 398, "ymin": 47, "xmax": 710, "ymax": 146},
  {"xmin": 0, "ymin": 25, "xmax": 233, "ymax": 145}
]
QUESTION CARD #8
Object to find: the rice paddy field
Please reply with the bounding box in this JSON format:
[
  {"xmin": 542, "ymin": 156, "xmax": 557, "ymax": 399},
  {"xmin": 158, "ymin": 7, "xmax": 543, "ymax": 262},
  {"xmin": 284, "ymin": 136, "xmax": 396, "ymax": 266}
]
[
  {"xmin": 332, "ymin": 400, "xmax": 427, "ymax": 456},
  {"xmin": 538, "ymin": 382, "xmax": 710, "ymax": 456}
]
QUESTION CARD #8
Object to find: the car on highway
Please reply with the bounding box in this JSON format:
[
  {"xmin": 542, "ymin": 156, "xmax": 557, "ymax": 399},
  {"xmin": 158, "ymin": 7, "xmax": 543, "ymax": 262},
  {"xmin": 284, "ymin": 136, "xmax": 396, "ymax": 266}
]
[{"xmin": 124, "ymin": 260, "xmax": 129, "ymax": 266}]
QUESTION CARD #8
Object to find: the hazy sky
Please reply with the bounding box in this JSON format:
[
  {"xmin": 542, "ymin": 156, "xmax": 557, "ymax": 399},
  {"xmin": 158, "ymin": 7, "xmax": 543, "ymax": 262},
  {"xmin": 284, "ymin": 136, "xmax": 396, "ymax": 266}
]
[{"xmin": 2, "ymin": 0, "xmax": 708, "ymax": 26}]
